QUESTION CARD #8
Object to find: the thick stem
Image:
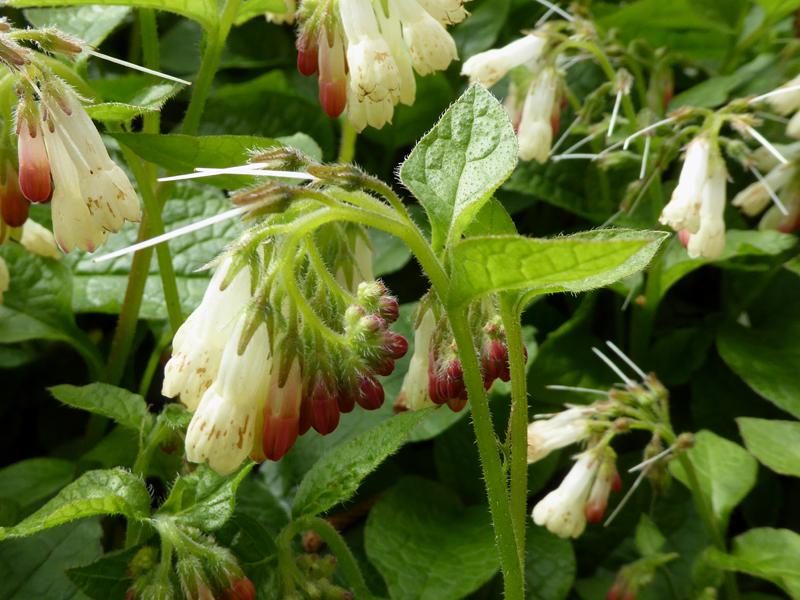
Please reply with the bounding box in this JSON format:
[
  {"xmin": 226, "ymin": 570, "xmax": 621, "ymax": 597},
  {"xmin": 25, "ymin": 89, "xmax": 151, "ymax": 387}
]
[
  {"xmin": 449, "ymin": 311, "xmax": 525, "ymax": 600},
  {"xmin": 181, "ymin": 0, "xmax": 243, "ymax": 135},
  {"xmin": 139, "ymin": 9, "xmax": 161, "ymax": 136},
  {"xmin": 500, "ymin": 296, "xmax": 528, "ymax": 570},
  {"xmin": 337, "ymin": 120, "xmax": 358, "ymax": 163}
]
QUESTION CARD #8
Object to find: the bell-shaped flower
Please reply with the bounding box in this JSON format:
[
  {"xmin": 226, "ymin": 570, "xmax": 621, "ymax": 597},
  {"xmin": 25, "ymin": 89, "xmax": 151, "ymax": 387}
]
[
  {"xmin": 584, "ymin": 449, "xmax": 618, "ymax": 524},
  {"xmin": 686, "ymin": 156, "xmax": 727, "ymax": 259},
  {"xmin": 376, "ymin": 4, "xmax": 417, "ymax": 105},
  {"xmin": 185, "ymin": 319, "xmax": 271, "ymax": 475},
  {"xmin": 16, "ymin": 115, "xmax": 51, "ymax": 203},
  {"xmin": 390, "ymin": 0, "xmax": 458, "ymax": 76},
  {"xmin": 766, "ymin": 74, "xmax": 800, "ymax": 115},
  {"xmin": 659, "ymin": 136, "xmax": 711, "ymax": 234},
  {"xmin": 162, "ymin": 259, "xmax": 252, "ymax": 411},
  {"xmin": 518, "ymin": 67, "xmax": 558, "ymax": 163},
  {"xmin": 396, "ymin": 307, "xmax": 437, "ymax": 411},
  {"xmin": 527, "ymin": 406, "xmax": 594, "ymax": 463},
  {"xmin": 417, "ymin": 0, "xmax": 469, "ymax": 25},
  {"xmin": 1, "ymin": 161, "xmax": 28, "ymax": 228},
  {"xmin": 317, "ymin": 27, "xmax": 348, "ymax": 118},
  {"xmin": 733, "ymin": 163, "xmax": 794, "ymax": 217},
  {"xmin": 261, "ymin": 357, "xmax": 303, "ymax": 461},
  {"xmin": 19, "ymin": 219, "xmax": 60, "ymax": 259},
  {"xmin": 0, "ymin": 256, "xmax": 8, "ymax": 304},
  {"xmin": 462, "ymin": 34, "xmax": 547, "ymax": 88},
  {"xmin": 532, "ymin": 451, "xmax": 599, "ymax": 538},
  {"xmin": 789, "ymin": 110, "xmax": 800, "ymax": 139}
]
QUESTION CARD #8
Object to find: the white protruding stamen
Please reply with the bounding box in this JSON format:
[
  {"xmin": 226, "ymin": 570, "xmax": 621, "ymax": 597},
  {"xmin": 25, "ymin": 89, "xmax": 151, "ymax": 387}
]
[
  {"xmin": 560, "ymin": 55, "xmax": 590, "ymax": 71},
  {"xmin": 561, "ymin": 131, "xmax": 599, "ymax": 155},
  {"xmin": 605, "ymin": 340, "xmax": 648, "ymax": 380},
  {"xmin": 639, "ymin": 136, "xmax": 651, "ymax": 179},
  {"xmin": 592, "ymin": 347, "xmax": 635, "ymax": 386},
  {"xmin": 535, "ymin": 5, "xmax": 555, "ymax": 25},
  {"xmin": 550, "ymin": 116, "xmax": 581, "ymax": 156},
  {"xmin": 532, "ymin": 0, "xmax": 575, "ymax": 22},
  {"xmin": 157, "ymin": 168, "xmax": 318, "ymax": 183},
  {"xmin": 607, "ymin": 90, "xmax": 623, "ymax": 138},
  {"xmin": 623, "ymin": 117, "xmax": 676, "ymax": 150},
  {"xmin": 749, "ymin": 165, "xmax": 789, "ymax": 216},
  {"xmin": 749, "ymin": 83, "xmax": 800, "ymax": 104},
  {"xmin": 604, "ymin": 466, "xmax": 648, "ymax": 526},
  {"xmin": 628, "ymin": 445, "xmax": 675, "ymax": 473},
  {"xmin": 93, "ymin": 206, "xmax": 251, "ymax": 263},
  {"xmin": 744, "ymin": 124, "xmax": 789, "ymax": 165},
  {"xmin": 552, "ymin": 153, "xmax": 599, "ymax": 161},
  {"xmin": 86, "ymin": 49, "xmax": 192, "ymax": 86},
  {"xmin": 545, "ymin": 385, "xmax": 610, "ymax": 396},
  {"xmin": 594, "ymin": 139, "xmax": 625, "ymax": 161}
]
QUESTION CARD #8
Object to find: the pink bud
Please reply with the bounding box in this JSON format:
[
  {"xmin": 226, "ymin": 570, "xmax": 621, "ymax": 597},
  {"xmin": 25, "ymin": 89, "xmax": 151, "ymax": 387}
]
[
  {"xmin": 262, "ymin": 414, "xmax": 299, "ymax": 461},
  {"xmin": 379, "ymin": 295, "xmax": 399, "ymax": 323},
  {"xmin": 1, "ymin": 163, "xmax": 29, "ymax": 227},
  {"xmin": 223, "ymin": 577, "xmax": 256, "ymax": 600},
  {"xmin": 678, "ymin": 229, "xmax": 690, "ymax": 248},
  {"xmin": 445, "ymin": 360, "xmax": 465, "ymax": 399},
  {"xmin": 383, "ymin": 332, "xmax": 408, "ymax": 360},
  {"xmin": 362, "ymin": 314, "xmax": 385, "ymax": 333},
  {"xmin": 310, "ymin": 379, "xmax": 340, "ymax": 435},
  {"xmin": 318, "ymin": 28, "xmax": 347, "ymax": 118},
  {"xmin": 357, "ymin": 374, "xmax": 384, "ymax": 410},
  {"xmin": 17, "ymin": 119, "xmax": 51, "ymax": 203},
  {"xmin": 428, "ymin": 372, "xmax": 446, "ymax": 405},
  {"xmin": 296, "ymin": 30, "xmax": 319, "ymax": 77}
]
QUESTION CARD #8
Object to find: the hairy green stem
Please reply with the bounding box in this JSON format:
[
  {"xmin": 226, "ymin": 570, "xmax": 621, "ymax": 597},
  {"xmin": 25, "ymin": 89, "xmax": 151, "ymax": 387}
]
[
  {"xmin": 181, "ymin": 0, "xmax": 243, "ymax": 135},
  {"xmin": 500, "ymin": 296, "xmax": 528, "ymax": 570}
]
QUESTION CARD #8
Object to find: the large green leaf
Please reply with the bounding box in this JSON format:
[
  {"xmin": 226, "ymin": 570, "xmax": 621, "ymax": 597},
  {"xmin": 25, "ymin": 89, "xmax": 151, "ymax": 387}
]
[
  {"xmin": 23, "ymin": 5, "xmax": 130, "ymax": 47},
  {"xmin": 0, "ymin": 469, "xmax": 151, "ymax": 540},
  {"xmin": 8, "ymin": 0, "xmax": 217, "ymax": 31},
  {"xmin": 737, "ymin": 418, "xmax": 800, "ymax": 477},
  {"xmin": 292, "ymin": 410, "xmax": 429, "ymax": 517},
  {"xmin": 157, "ymin": 464, "xmax": 252, "ymax": 531},
  {"xmin": 0, "ymin": 459, "xmax": 75, "ymax": 508},
  {"xmin": 399, "ymin": 84, "xmax": 518, "ymax": 251},
  {"xmin": 0, "ymin": 520, "xmax": 103, "ymax": 600},
  {"xmin": 67, "ymin": 546, "xmax": 139, "ymax": 600},
  {"xmin": 364, "ymin": 477, "xmax": 500, "ymax": 600},
  {"xmin": 707, "ymin": 528, "xmax": 800, "ymax": 597},
  {"xmin": 525, "ymin": 526, "xmax": 576, "ymax": 600},
  {"xmin": 50, "ymin": 383, "xmax": 153, "ymax": 432},
  {"xmin": 448, "ymin": 229, "xmax": 668, "ymax": 308},
  {"xmin": 669, "ymin": 430, "xmax": 757, "ymax": 524}
]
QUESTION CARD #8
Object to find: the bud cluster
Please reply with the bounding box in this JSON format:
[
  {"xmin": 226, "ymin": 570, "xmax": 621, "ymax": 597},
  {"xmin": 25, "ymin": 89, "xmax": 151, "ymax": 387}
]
[
  {"xmin": 290, "ymin": 553, "xmax": 353, "ymax": 600},
  {"xmin": 295, "ymin": 0, "xmax": 467, "ymax": 130}
]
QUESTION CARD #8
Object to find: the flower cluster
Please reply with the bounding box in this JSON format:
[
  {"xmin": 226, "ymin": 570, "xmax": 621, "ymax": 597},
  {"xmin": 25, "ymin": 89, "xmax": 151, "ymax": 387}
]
[
  {"xmin": 462, "ymin": 33, "xmax": 562, "ymax": 162},
  {"xmin": 163, "ymin": 204, "xmax": 408, "ymax": 473},
  {"xmin": 295, "ymin": 0, "xmax": 465, "ymax": 130},
  {"xmin": 528, "ymin": 343, "xmax": 682, "ymax": 539},
  {"xmin": 732, "ymin": 147, "xmax": 800, "ymax": 233},
  {"xmin": 765, "ymin": 74, "xmax": 800, "ymax": 139}
]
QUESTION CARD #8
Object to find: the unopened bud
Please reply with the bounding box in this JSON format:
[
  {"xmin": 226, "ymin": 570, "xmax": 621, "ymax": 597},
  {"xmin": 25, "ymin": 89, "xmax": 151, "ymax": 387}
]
[
  {"xmin": 222, "ymin": 577, "xmax": 256, "ymax": 600},
  {"xmin": 296, "ymin": 28, "xmax": 319, "ymax": 76},
  {"xmin": 1, "ymin": 163, "xmax": 29, "ymax": 227},
  {"xmin": 356, "ymin": 373, "xmax": 384, "ymax": 410}
]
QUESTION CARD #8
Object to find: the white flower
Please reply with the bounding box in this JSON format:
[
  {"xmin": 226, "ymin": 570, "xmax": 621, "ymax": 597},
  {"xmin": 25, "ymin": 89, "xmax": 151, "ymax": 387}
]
[
  {"xmin": 16, "ymin": 117, "xmax": 51, "ymax": 203},
  {"xmin": 162, "ymin": 259, "xmax": 251, "ymax": 411},
  {"xmin": 732, "ymin": 163, "xmax": 793, "ymax": 217},
  {"xmin": 339, "ymin": 0, "xmax": 401, "ymax": 103},
  {"xmin": 261, "ymin": 357, "xmax": 303, "ymax": 461},
  {"xmin": 346, "ymin": 87, "xmax": 395, "ymax": 132},
  {"xmin": 390, "ymin": 0, "xmax": 458, "ymax": 76},
  {"xmin": 659, "ymin": 136, "xmax": 711, "ymax": 234},
  {"xmin": 766, "ymin": 74, "xmax": 800, "ymax": 115},
  {"xmin": 19, "ymin": 220, "xmax": 60, "ymax": 259},
  {"xmin": 462, "ymin": 35, "xmax": 547, "ymax": 87},
  {"xmin": 518, "ymin": 67, "xmax": 558, "ymax": 163},
  {"xmin": 0, "ymin": 256, "xmax": 8, "ymax": 304},
  {"xmin": 265, "ymin": 0, "xmax": 296, "ymax": 24},
  {"xmin": 686, "ymin": 157, "xmax": 727, "ymax": 260},
  {"xmin": 527, "ymin": 406, "xmax": 594, "ymax": 463},
  {"xmin": 532, "ymin": 451, "xmax": 599, "ymax": 539},
  {"xmin": 584, "ymin": 449, "xmax": 617, "ymax": 524},
  {"xmin": 787, "ymin": 110, "xmax": 800, "ymax": 139},
  {"xmin": 417, "ymin": 0, "xmax": 469, "ymax": 25},
  {"xmin": 376, "ymin": 3, "xmax": 417, "ymax": 105},
  {"xmin": 396, "ymin": 307, "xmax": 437, "ymax": 411},
  {"xmin": 42, "ymin": 87, "xmax": 140, "ymax": 252},
  {"xmin": 185, "ymin": 319, "xmax": 271, "ymax": 475}
]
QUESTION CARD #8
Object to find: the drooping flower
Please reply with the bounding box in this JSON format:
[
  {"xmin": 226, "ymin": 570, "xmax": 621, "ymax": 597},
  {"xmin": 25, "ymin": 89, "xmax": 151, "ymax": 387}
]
[
  {"xmin": 417, "ymin": 0, "xmax": 469, "ymax": 25},
  {"xmin": 732, "ymin": 162, "xmax": 794, "ymax": 217},
  {"xmin": 16, "ymin": 100, "xmax": 51, "ymax": 203},
  {"xmin": 584, "ymin": 448, "xmax": 619, "ymax": 523},
  {"xmin": 532, "ymin": 451, "xmax": 600, "ymax": 538},
  {"xmin": 685, "ymin": 154, "xmax": 727, "ymax": 259},
  {"xmin": 261, "ymin": 356, "xmax": 303, "ymax": 461},
  {"xmin": 659, "ymin": 135, "xmax": 711, "ymax": 234},
  {"xmin": 388, "ymin": 0, "xmax": 458, "ymax": 77},
  {"xmin": 527, "ymin": 406, "xmax": 595, "ymax": 463},
  {"xmin": 396, "ymin": 306, "xmax": 437, "ymax": 411},
  {"xmin": 462, "ymin": 34, "xmax": 547, "ymax": 88},
  {"xmin": 19, "ymin": 219, "xmax": 60, "ymax": 259},
  {"xmin": 518, "ymin": 66, "xmax": 559, "ymax": 163},
  {"xmin": 766, "ymin": 74, "xmax": 800, "ymax": 139},
  {"xmin": 0, "ymin": 161, "xmax": 28, "ymax": 227}
]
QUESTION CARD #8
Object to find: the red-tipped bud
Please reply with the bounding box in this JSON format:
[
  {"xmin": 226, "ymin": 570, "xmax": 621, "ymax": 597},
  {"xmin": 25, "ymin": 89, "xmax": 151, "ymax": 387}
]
[
  {"xmin": 445, "ymin": 360, "xmax": 465, "ymax": 399},
  {"xmin": 447, "ymin": 393, "xmax": 468, "ymax": 412},
  {"xmin": 378, "ymin": 295, "xmax": 399, "ymax": 323},
  {"xmin": 317, "ymin": 28, "xmax": 347, "ymax": 118},
  {"xmin": 296, "ymin": 30, "xmax": 319, "ymax": 77},
  {"xmin": 357, "ymin": 374, "xmax": 384, "ymax": 410},
  {"xmin": 337, "ymin": 385, "xmax": 356, "ymax": 413},
  {"xmin": 17, "ymin": 119, "xmax": 52, "ymax": 203},
  {"xmin": 678, "ymin": 229, "xmax": 690, "ymax": 248},
  {"xmin": 1, "ymin": 164, "xmax": 29, "ymax": 227},
  {"xmin": 262, "ymin": 413, "xmax": 299, "ymax": 461},
  {"xmin": 372, "ymin": 355, "xmax": 395, "ymax": 377},
  {"xmin": 223, "ymin": 577, "xmax": 256, "ymax": 600},
  {"xmin": 428, "ymin": 371, "xmax": 446, "ymax": 405},
  {"xmin": 310, "ymin": 380, "xmax": 340, "ymax": 435},
  {"xmin": 383, "ymin": 332, "xmax": 408, "ymax": 360},
  {"xmin": 361, "ymin": 314, "xmax": 385, "ymax": 333},
  {"xmin": 612, "ymin": 471, "xmax": 623, "ymax": 493}
]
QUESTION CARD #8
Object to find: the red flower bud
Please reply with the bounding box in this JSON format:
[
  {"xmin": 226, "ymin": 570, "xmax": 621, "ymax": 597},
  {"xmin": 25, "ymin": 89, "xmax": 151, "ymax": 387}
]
[
  {"xmin": 1, "ymin": 163, "xmax": 29, "ymax": 227},
  {"xmin": 428, "ymin": 371, "xmax": 446, "ymax": 405},
  {"xmin": 17, "ymin": 120, "xmax": 51, "ymax": 203},
  {"xmin": 318, "ymin": 29, "xmax": 347, "ymax": 118},
  {"xmin": 223, "ymin": 577, "xmax": 256, "ymax": 600},
  {"xmin": 262, "ymin": 414, "xmax": 299, "ymax": 461},
  {"xmin": 310, "ymin": 379, "xmax": 340, "ymax": 435},
  {"xmin": 372, "ymin": 355, "xmax": 396, "ymax": 376},
  {"xmin": 337, "ymin": 386, "xmax": 356, "ymax": 413},
  {"xmin": 357, "ymin": 374, "xmax": 384, "ymax": 410},
  {"xmin": 383, "ymin": 332, "xmax": 408, "ymax": 360},
  {"xmin": 378, "ymin": 295, "xmax": 399, "ymax": 323},
  {"xmin": 612, "ymin": 471, "xmax": 622, "ymax": 493},
  {"xmin": 296, "ymin": 30, "xmax": 319, "ymax": 77}
]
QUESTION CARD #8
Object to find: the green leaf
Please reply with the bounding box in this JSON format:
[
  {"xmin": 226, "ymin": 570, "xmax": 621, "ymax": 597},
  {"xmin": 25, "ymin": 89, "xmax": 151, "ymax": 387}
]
[
  {"xmin": 448, "ymin": 229, "xmax": 668, "ymax": 308},
  {"xmin": 8, "ymin": 0, "xmax": 217, "ymax": 31},
  {"xmin": 0, "ymin": 520, "xmax": 102, "ymax": 600},
  {"xmin": 23, "ymin": 6, "xmax": 130, "ymax": 47},
  {"xmin": 157, "ymin": 464, "xmax": 252, "ymax": 531},
  {"xmin": 0, "ymin": 469, "xmax": 151, "ymax": 540},
  {"xmin": 86, "ymin": 76, "xmax": 182, "ymax": 122},
  {"xmin": 370, "ymin": 229, "xmax": 412, "ymax": 277},
  {"xmin": 525, "ymin": 526, "xmax": 576, "ymax": 600},
  {"xmin": 292, "ymin": 410, "xmax": 429, "ymax": 517},
  {"xmin": 707, "ymin": 528, "xmax": 800, "ymax": 597},
  {"xmin": 50, "ymin": 383, "xmax": 153, "ymax": 432},
  {"xmin": 399, "ymin": 84, "xmax": 518, "ymax": 251},
  {"xmin": 756, "ymin": 0, "xmax": 800, "ymax": 20},
  {"xmin": 0, "ymin": 459, "xmax": 75, "ymax": 508},
  {"xmin": 235, "ymin": 0, "xmax": 287, "ymax": 25},
  {"xmin": 635, "ymin": 514, "xmax": 667, "ymax": 557},
  {"xmin": 669, "ymin": 430, "xmax": 758, "ymax": 524},
  {"xmin": 364, "ymin": 477, "xmax": 500, "ymax": 600},
  {"xmin": 737, "ymin": 418, "xmax": 800, "ymax": 477},
  {"xmin": 452, "ymin": 0, "xmax": 511, "ymax": 58},
  {"xmin": 67, "ymin": 546, "xmax": 139, "ymax": 600}
]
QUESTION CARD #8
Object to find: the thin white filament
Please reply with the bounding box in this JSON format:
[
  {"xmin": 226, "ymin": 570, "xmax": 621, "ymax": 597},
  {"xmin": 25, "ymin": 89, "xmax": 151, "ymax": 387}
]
[
  {"xmin": 605, "ymin": 340, "xmax": 648, "ymax": 380},
  {"xmin": 158, "ymin": 168, "xmax": 318, "ymax": 183},
  {"xmin": 592, "ymin": 347, "xmax": 635, "ymax": 386},
  {"xmin": 550, "ymin": 116, "xmax": 581, "ymax": 156},
  {"xmin": 749, "ymin": 83, "xmax": 800, "ymax": 104},
  {"xmin": 545, "ymin": 385, "xmax": 610, "ymax": 396},
  {"xmin": 623, "ymin": 117, "xmax": 676, "ymax": 150},
  {"xmin": 639, "ymin": 136, "xmax": 651, "ymax": 180},
  {"xmin": 93, "ymin": 205, "xmax": 251, "ymax": 263},
  {"xmin": 604, "ymin": 465, "xmax": 649, "ymax": 526},
  {"xmin": 607, "ymin": 90, "xmax": 623, "ymax": 138},
  {"xmin": 561, "ymin": 130, "xmax": 599, "ymax": 155},
  {"xmin": 86, "ymin": 49, "xmax": 192, "ymax": 86},
  {"xmin": 532, "ymin": 0, "xmax": 575, "ymax": 22},
  {"xmin": 749, "ymin": 165, "xmax": 789, "ymax": 216},
  {"xmin": 594, "ymin": 139, "xmax": 625, "ymax": 161},
  {"xmin": 535, "ymin": 5, "xmax": 555, "ymax": 25},
  {"xmin": 744, "ymin": 124, "xmax": 789, "ymax": 165},
  {"xmin": 552, "ymin": 153, "xmax": 599, "ymax": 161},
  {"xmin": 628, "ymin": 445, "xmax": 675, "ymax": 473}
]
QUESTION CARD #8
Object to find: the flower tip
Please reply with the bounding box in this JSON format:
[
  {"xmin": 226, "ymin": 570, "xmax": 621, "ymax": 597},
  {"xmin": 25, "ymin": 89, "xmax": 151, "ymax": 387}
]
[{"xmin": 262, "ymin": 414, "xmax": 299, "ymax": 461}]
